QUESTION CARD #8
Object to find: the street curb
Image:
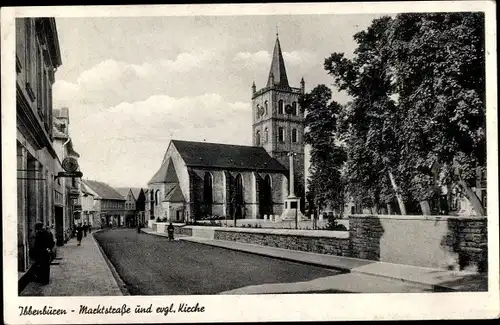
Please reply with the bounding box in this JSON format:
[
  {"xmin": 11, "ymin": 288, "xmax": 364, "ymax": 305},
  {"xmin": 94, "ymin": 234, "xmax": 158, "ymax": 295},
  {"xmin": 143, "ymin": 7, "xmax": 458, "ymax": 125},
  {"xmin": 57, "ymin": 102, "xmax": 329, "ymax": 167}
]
[{"xmin": 92, "ymin": 230, "xmax": 131, "ymax": 296}]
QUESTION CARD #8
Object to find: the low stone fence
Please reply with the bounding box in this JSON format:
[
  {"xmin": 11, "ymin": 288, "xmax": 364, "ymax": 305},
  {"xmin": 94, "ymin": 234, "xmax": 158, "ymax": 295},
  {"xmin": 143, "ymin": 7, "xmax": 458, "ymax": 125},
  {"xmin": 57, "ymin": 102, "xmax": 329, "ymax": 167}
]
[
  {"xmin": 214, "ymin": 228, "xmax": 350, "ymax": 256},
  {"xmin": 349, "ymin": 214, "xmax": 487, "ymax": 272},
  {"xmin": 196, "ymin": 218, "xmax": 349, "ymax": 230}
]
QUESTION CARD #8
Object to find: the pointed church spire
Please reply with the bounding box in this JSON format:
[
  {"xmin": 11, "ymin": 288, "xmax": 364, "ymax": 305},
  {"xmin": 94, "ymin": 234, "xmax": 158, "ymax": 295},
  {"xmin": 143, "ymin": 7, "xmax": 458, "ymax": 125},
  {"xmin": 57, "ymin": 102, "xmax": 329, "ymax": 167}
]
[{"xmin": 267, "ymin": 33, "xmax": 289, "ymax": 88}]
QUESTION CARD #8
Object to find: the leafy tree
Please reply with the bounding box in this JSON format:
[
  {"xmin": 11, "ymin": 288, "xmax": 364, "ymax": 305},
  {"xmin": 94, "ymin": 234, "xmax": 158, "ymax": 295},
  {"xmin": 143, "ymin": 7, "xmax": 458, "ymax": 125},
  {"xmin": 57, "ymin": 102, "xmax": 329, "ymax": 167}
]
[
  {"xmin": 301, "ymin": 85, "xmax": 347, "ymax": 214},
  {"xmin": 388, "ymin": 12, "xmax": 486, "ymax": 215},
  {"xmin": 319, "ymin": 12, "xmax": 485, "ymax": 216},
  {"xmin": 324, "ymin": 17, "xmax": 408, "ymax": 214}
]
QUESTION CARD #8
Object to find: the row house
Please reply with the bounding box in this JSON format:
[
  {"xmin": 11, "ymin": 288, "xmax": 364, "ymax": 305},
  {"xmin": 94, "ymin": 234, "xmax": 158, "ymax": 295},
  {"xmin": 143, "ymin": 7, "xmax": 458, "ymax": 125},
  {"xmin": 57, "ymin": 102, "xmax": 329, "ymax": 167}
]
[
  {"xmin": 82, "ymin": 180, "xmax": 126, "ymax": 227},
  {"xmin": 16, "ymin": 18, "xmax": 64, "ymax": 275},
  {"xmin": 80, "ymin": 181, "xmax": 99, "ymax": 228},
  {"xmin": 115, "ymin": 187, "xmax": 147, "ymax": 227},
  {"xmin": 52, "ymin": 107, "xmax": 81, "ymax": 245}
]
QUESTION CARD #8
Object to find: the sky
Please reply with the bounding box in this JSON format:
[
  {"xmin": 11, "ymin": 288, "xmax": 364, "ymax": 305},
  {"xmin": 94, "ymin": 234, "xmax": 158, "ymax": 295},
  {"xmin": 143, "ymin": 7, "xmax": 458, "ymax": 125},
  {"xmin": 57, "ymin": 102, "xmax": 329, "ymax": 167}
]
[{"xmin": 53, "ymin": 14, "xmax": 384, "ymax": 188}]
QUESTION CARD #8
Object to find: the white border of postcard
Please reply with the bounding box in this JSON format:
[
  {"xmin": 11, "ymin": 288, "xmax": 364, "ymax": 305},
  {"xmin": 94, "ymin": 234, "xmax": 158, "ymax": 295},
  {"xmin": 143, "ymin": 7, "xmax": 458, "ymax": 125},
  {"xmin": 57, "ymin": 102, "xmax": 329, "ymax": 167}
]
[{"xmin": 2, "ymin": 2, "xmax": 498, "ymax": 323}]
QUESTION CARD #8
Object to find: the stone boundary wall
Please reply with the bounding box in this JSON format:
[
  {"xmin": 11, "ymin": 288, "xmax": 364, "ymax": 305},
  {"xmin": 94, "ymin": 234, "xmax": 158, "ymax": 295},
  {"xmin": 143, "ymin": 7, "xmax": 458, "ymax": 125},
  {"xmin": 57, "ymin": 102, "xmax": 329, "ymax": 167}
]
[
  {"xmin": 349, "ymin": 214, "xmax": 488, "ymax": 272},
  {"xmin": 214, "ymin": 229, "xmax": 350, "ymax": 256}
]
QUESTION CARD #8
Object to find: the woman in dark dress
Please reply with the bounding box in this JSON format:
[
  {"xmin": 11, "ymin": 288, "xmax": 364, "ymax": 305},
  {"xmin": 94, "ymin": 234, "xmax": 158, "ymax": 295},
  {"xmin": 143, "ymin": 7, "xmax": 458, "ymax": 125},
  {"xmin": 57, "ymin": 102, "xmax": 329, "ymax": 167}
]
[{"xmin": 76, "ymin": 223, "xmax": 83, "ymax": 246}]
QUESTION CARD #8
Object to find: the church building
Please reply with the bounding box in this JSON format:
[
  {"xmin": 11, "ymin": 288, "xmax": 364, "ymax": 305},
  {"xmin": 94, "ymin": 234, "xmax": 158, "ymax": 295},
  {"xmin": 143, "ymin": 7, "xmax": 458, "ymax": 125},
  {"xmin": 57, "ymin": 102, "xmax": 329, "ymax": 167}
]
[{"xmin": 146, "ymin": 33, "xmax": 306, "ymax": 222}]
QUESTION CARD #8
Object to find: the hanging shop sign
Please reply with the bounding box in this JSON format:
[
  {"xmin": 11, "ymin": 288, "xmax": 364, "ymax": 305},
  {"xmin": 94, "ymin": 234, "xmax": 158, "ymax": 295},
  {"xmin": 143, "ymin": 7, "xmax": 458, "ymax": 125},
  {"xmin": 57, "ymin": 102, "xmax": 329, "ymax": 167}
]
[{"xmin": 62, "ymin": 157, "xmax": 79, "ymax": 172}]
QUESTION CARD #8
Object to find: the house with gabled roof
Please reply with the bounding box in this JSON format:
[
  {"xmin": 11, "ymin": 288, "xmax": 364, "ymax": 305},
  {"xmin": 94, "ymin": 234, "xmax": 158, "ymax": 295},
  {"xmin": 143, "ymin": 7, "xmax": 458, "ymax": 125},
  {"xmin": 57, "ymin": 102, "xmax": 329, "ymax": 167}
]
[
  {"xmin": 82, "ymin": 180, "xmax": 126, "ymax": 227},
  {"xmin": 114, "ymin": 187, "xmax": 147, "ymax": 227}
]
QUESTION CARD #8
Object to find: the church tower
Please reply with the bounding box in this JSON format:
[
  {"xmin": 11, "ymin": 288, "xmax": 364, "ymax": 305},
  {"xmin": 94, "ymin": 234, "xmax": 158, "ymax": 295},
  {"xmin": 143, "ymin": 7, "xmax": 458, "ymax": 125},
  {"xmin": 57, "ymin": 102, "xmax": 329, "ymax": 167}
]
[{"xmin": 251, "ymin": 33, "xmax": 306, "ymax": 203}]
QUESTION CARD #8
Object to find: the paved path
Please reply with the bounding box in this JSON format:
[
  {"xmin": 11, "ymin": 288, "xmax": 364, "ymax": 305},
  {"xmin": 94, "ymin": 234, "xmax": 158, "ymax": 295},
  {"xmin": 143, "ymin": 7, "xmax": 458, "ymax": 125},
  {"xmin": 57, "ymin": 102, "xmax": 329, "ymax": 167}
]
[
  {"xmin": 94, "ymin": 228, "xmax": 344, "ymax": 295},
  {"xmin": 20, "ymin": 231, "xmax": 123, "ymax": 296}
]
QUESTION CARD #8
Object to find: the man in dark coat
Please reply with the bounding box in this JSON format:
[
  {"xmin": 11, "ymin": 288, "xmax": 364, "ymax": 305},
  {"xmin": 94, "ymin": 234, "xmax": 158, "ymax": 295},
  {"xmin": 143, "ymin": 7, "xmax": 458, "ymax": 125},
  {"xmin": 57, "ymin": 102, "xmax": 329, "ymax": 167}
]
[
  {"xmin": 32, "ymin": 222, "xmax": 55, "ymax": 285},
  {"xmin": 76, "ymin": 223, "xmax": 83, "ymax": 245},
  {"xmin": 83, "ymin": 222, "xmax": 88, "ymax": 237},
  {"xmin": 167, "ymin": 222, "xmax": 175, "ymax": 241}
]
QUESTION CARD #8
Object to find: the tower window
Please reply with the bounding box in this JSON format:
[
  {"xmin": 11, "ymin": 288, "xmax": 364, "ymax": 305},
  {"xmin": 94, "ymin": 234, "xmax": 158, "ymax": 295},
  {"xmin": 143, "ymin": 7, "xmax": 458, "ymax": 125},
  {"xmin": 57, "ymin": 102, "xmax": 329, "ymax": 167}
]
[
  {"xmin": 264, "ymin": 128, "xmax": 269, "ymax": 143},
  {"xmin": 278, "ymin": 127, "xmax": 285, "ymax": 143},
  {"xmin": 256, "ymin": 105, "xmax": 261, "ymax": 119},
  {"xmin": 292, "ymin": 128, "xmax": 298, "ymax": 143},
  {"xmin": 292, "ymin": 102, "xmax": 297, "ymax": 116},
  {"xmin": 256, "ymin": 130, "xmax": 261, "ymax": 146},
  {"xmin": 278, "ymin": 100, "xmax": 284, "ymax": 114},
  {"xmin": 264, "ymin": 101, "xmax": 268, "ymax": 115}
]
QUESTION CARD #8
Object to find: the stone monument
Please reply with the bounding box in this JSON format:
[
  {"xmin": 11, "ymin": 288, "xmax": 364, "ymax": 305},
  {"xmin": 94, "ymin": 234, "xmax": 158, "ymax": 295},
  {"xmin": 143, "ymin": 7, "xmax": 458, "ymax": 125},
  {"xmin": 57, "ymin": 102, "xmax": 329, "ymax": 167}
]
[{"xmin": 281, "ymin": 152, "xmax": 305, "ymax": 222}]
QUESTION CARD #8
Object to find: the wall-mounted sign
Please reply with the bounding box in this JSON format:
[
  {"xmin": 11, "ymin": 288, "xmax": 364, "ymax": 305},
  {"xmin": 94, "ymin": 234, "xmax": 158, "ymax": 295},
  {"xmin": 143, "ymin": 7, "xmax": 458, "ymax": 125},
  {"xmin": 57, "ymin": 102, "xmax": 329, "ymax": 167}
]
[
  {"xmin": 55, "ymin": 171, "xmax": 83, "ymax": 179},
  {"xmin": 62, "ymin": 157, "xmax": 79, "ymax": 172}
]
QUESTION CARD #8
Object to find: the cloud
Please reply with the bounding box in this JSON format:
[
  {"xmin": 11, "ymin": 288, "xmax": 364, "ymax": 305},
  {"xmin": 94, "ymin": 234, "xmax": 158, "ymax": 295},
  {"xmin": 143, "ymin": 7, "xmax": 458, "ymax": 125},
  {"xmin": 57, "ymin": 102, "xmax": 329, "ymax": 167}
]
[
  {"xmin": 233, "ymin": 49, "xmax": 317, "ymax": 70},
  {"xmin": 53, "ymin": 51, "xmax": 219, "ymax": 107},
  {"xmin": 69, "ymin": 93, "xmax": 252, "ymax": 188}
]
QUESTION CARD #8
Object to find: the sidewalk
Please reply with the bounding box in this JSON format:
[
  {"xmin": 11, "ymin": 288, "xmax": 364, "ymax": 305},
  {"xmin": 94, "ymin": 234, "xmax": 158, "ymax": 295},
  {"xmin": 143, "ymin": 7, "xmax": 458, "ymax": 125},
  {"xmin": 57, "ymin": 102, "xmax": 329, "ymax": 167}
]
[
  {"xmin": 143, "ymin": 228, "xmax": 488, "ymax": 292},
  {"xmin": 20, "ymin": 231, "xmax": 124, "ymax": 296}
]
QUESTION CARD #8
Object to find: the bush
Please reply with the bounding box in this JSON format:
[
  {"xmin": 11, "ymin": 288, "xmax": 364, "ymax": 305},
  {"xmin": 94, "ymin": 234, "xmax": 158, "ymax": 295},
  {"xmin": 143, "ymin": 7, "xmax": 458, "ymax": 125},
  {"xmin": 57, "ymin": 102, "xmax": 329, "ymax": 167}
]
[{"xmin": 325, "ymin": 217, "xmax": 347, "ymax": 231}]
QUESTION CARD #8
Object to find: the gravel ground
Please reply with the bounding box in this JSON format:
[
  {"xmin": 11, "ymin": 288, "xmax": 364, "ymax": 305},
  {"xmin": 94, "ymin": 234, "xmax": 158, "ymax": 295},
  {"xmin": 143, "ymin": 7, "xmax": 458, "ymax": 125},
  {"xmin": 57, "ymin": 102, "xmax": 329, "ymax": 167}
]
[{"xmin": 94, "ymin": 228, "xmax": 341, "ymax": 295}]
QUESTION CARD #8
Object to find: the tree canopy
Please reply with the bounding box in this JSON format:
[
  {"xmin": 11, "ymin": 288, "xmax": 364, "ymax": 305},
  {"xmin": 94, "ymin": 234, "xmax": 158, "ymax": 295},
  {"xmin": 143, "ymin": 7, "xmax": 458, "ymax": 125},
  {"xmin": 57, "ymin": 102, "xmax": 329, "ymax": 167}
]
[{"xmin": 303, "ymin": 12, "xmax": 486, "ymax": 216}]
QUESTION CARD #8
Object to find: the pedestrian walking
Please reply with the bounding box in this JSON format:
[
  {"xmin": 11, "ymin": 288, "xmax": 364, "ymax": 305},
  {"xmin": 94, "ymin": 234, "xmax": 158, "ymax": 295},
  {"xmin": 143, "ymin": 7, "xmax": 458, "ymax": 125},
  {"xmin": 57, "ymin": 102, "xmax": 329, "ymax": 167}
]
[
  {"xmin": 83, "ymin": 222, "xmax": 88, "ymax": 237},
  {"xmin": 76, "ymin": 223, "xmax": 83, "ymax": 246},
  {"xmin": 31, "ymin": 222, "xmax": 55, "ymax": 285},
  {"xmin": 167, "ymin": 222, "xmax": 175, "ymax": 241},
  {"xmin": 88, "ymin": 224, "xmax": 92, "ymax": 234}
]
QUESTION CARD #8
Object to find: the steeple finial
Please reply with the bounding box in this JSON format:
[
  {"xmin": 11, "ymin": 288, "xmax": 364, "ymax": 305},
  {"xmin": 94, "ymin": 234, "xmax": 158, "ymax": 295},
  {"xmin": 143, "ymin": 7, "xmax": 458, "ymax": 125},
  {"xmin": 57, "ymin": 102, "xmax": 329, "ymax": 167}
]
[{"xmin": 276, "ymin": 25, "xmax": 279, "ymax": 38}]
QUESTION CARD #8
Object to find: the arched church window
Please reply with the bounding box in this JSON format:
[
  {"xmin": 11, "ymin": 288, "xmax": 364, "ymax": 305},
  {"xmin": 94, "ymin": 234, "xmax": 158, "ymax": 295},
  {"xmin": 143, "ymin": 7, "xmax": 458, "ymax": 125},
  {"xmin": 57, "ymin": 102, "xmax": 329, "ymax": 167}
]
[
  {"xmin": 203, "ymin": 172, "xmax": 213, "ymax": 216},
  {"xmin": 292, "ymin": 102, "xmax": 297, "ymax": 115},
  {"xmin": 292, "ymin": 128, "xmax": 298, "ymax": 143},
  {"xmin": 256, "ymin": 105, "xmax": 261, "ymax": 119},
  {"xmin": 265, "ymin": 174, "xmax": 272, "ymax": 189},
  {"xmin": 264, "ymin": 128, "xmax": 268, "ymax": 143},
  {"xmin": 278, "ymin": 127, "xmax": 285, "ymax": 143},
  {"xmin": 278, "ymin": 100, "xmax": 284, "ymax": 114},
  {"xmin": 256, "ymin": 130, "xmax": 261, "ymax": 146},
  {"xmin": 264, "ymin": 101, "xmax": 268, "ymax": 115},
  {"xmin": 155, "ymin": 189, "xmax": 159, "ymax": 206},
  {"xmin": 235, "ymin": 174, "xmax": 244, "ymax": 204}
]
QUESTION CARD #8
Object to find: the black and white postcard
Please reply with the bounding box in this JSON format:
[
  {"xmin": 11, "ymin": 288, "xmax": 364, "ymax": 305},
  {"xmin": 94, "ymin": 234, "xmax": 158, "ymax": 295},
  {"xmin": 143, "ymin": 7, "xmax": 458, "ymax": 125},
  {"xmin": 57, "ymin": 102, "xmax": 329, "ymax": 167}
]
[{"xmin": 2, "ymin": 2, "xmax": 498, "ymax": 323}]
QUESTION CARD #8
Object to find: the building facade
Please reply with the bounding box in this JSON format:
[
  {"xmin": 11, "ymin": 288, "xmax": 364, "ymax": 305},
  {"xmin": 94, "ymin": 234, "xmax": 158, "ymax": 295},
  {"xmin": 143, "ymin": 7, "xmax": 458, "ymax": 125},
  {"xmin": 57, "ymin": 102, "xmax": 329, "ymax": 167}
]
[
  {"xmin": 16, "ymin": 18, "xmax": 63, "ymax": 273},
  {"xmin": 52, "ymin": 107, "xmax": 81, "ymax": 245},
  {"xmin": 115, "ymin": 187, "xmax": 146, "ymax": 227},
  {"xmin": 82, "ymin": 180, "xmax": 126, "ymax": 227},
  {"xmin": 147, "ymin": 140, "xmax": 288, "ymax": 222}
]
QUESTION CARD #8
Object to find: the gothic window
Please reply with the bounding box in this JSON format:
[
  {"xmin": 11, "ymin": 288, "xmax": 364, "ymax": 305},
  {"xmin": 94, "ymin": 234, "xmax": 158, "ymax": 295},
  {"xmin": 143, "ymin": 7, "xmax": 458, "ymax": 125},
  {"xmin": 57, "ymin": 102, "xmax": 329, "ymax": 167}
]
[
  {"xmin": 155, "ymin": 190, "xmax": 159, "ymax": 206},
  {"xmin": 256, "ymin": 105, "xmax": 260, "ymax": 119},
  {"xmin": 292, "ymin": 128, "xmax": 298, "ymax": 143},
  {"xmin": 203, "ymin": 173, "xmax": 213, "ymax": 216},
  {"xmin": 235, "ymin": 174, "xmax": 244, "ymax": 204},
  {"xmin": 256, "ymin": 130, "xmax": 261, "ymax": 146},
  {"xmin": 278, "ymin": 100, "xmax": 284, "ymax": 114},
  {"xmin": 278, "ymin": 127, "xmax": 285, "ymax": 143},
  {"xmin": 264, "ymin": 128, "xmax": 269, "ymax": 143},
  {"xmin": 264, "ymin": 101, "xmax": 268, "ymax": 115},
  {"xmin": 292, "ymin": 102, "xmax": 297, "ymax": 115}
]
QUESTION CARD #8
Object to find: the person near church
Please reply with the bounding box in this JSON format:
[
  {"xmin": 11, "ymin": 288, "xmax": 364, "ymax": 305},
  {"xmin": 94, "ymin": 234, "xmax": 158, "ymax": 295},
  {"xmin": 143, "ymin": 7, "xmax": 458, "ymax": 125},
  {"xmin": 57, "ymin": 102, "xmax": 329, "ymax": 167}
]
[
  {"xmin": 88, "ymin": 223, "xmax": 92, "ymax": 234},
  {"xmin": 32, "ymin": 222, "xmax": 55, "ymax": 285},
  {"xmin": 76, "ymin": 223, "xmax": 83, "ymax": 246},
  {"xmin": 83, "ymin": 222, "xmax": 88, "ymax": 237},
  {"xmin": 167, "ymin": 222, "xmax": 175, "ymax": 241}
]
